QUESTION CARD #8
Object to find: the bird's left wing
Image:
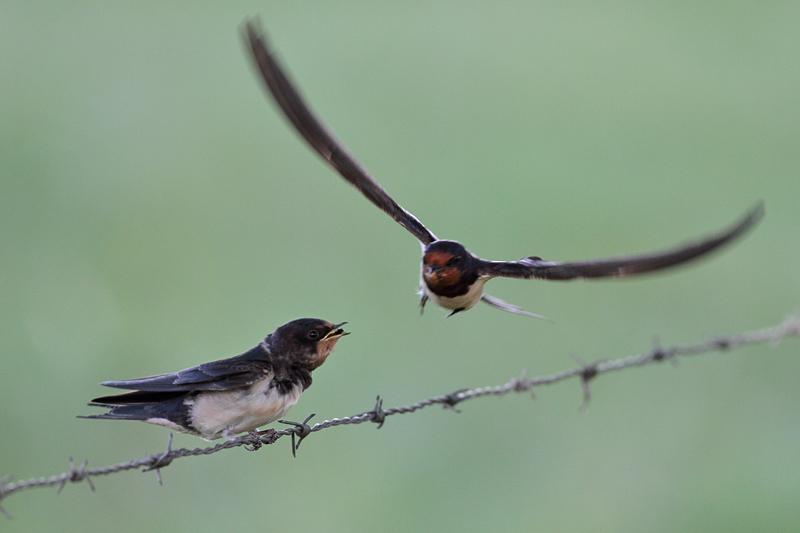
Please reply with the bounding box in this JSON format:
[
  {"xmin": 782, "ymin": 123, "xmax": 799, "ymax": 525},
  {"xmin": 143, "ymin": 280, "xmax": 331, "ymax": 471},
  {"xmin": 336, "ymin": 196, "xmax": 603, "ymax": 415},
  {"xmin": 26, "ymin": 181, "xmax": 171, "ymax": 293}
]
[
  {"xmin": 478, "ymin": 203, "xmax": 763, "ymax": 281},
  {"xmin": 244, "ymin": 20, "xmax": 438, "ymax": 245},
  {"xmin": 99, "ymin": 346, "xmax": 271, "ymax": 393}
]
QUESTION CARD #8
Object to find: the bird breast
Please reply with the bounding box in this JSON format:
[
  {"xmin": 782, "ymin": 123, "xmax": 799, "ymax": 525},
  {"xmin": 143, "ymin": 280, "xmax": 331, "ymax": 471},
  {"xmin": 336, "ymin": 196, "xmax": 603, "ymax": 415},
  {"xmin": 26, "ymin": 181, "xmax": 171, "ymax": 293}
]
[
  {"xmin": 187, "ymin": 376, "xmax": 303, "ymax": 439},
  {"xmin": 426, "ymin": 276, "xmax": 488, "ymax": 310}
]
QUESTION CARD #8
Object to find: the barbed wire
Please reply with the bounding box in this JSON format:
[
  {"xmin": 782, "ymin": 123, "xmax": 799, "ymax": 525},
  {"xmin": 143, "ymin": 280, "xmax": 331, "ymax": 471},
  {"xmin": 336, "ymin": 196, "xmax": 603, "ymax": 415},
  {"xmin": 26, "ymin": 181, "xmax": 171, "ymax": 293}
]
[{"xmin": 1, "ymin": 314, "xmax": 798, "ymax": 516}]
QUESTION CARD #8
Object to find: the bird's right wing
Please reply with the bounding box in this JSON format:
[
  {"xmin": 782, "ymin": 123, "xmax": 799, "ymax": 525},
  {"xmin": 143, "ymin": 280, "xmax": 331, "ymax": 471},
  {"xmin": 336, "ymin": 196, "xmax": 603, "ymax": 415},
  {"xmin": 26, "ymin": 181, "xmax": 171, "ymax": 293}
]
[{"xmin": 244, "ymin": 20, "xmax": 438, "ymax": 245}]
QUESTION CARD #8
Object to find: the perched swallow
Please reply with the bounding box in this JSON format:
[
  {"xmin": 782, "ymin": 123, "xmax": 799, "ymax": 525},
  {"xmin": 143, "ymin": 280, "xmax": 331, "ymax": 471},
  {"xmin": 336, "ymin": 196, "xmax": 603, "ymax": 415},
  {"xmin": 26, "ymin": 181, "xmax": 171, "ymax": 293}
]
[
  {"xmin": 243, "ymin": 21, "xmax": 764, "ymax": 318},
  {"xmin": 82, "ymin": 319, "xmax": 348, "ymax": 440}
]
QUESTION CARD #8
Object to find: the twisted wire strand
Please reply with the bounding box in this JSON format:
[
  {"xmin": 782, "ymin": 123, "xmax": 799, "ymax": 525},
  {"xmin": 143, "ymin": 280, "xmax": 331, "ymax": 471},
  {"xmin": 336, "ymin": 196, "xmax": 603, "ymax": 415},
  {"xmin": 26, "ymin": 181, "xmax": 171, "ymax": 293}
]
[{"xmin": 2, "ymin": 315, "xmax": 798, "ymax": 516}]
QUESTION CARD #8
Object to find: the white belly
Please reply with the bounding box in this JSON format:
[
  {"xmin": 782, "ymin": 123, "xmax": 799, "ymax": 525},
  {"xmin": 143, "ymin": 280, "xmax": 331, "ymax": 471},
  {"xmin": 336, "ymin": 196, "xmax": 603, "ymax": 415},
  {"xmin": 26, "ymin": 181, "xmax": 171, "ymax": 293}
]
[
  {"xmin": 186, "ymin": 378, "xmax": 303, "ymax": 439},
  {"xmin": 425, "ymin": 277, "xmax": 488, "ymax": 311}
]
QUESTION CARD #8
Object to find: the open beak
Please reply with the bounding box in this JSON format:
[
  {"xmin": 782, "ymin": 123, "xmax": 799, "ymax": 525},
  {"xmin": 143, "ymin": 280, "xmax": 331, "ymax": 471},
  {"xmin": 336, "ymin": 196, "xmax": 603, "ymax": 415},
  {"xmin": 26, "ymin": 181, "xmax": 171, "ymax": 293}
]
[{"xmin": 322, "ymin": 322, "xmax": 350, "ymax": 340}]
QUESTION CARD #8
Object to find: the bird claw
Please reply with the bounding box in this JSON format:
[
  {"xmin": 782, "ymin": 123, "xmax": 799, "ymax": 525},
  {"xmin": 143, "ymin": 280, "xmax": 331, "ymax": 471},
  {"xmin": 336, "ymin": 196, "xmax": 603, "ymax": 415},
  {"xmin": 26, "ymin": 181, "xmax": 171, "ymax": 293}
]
[
  {"xmin": 243, "ymin": 428, "xmax": 279, "ymax": 451},
  {"xmin": 278, "ymin": 413, "xmax": 316, "ymax": 457},
  {"xmin": 243, "ymin": 430, "xmax": 264, "ymax": 451}
]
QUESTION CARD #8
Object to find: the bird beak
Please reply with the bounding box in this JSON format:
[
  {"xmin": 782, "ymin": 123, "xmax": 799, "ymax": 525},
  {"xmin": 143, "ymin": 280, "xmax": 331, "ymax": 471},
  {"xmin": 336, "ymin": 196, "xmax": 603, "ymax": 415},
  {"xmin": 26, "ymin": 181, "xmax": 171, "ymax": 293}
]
[{"xmin": 323, "ymin": 322, "xmax": 350, "ymax": 340}]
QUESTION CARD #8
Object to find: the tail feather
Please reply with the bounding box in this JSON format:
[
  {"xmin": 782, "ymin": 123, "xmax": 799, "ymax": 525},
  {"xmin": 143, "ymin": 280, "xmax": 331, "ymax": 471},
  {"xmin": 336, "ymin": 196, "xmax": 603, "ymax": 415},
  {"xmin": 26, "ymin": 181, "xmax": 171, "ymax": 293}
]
[
  {"xmin": 481, "ymin": 293, "xmax": 550, "ymax": 320},
  {"xmin": 78, "ymin": 406, "xmax": 153, "ymax": 421},
  {"xmin": 80, "ymin": 395, "xmax": 192, "ymax": 428}
]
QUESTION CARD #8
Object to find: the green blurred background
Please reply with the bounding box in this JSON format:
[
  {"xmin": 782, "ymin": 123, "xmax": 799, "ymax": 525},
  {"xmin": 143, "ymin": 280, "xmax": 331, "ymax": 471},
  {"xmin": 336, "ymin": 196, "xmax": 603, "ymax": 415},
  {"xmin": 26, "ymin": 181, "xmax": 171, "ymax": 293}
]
[{"xmin": 1, "ymin": 1, "xmax": 798, "ymax": 531}]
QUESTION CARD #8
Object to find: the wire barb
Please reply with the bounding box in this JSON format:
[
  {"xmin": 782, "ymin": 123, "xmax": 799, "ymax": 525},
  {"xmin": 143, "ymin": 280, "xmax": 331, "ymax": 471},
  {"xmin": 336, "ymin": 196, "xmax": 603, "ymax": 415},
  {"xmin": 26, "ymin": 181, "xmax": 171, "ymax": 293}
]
[
  {"xmin": 441, "ymin": 389, "xmax": 469, "ymax": 413},
  {"xmin": 0, "ymin": 314, "xmax": 798, "ymax": 515},
  {"xmin": 58, "ymin": 458, "xmax": 94, "ymax": 494},
  {"xmin": 371, "ymin": 396, "xmax": 386, "ymax": 429},
  {"xmin": 651, "ymin": 335, "xmax": 680, "ymax": 367},
  {"xmin": 570, "ymin": 353, "xmax": 597, "ymax": 411},
  {"xmin": 279, "ymin": 413, "xmax": 316, "ymax": 457},
  {"xmin": 0, "ymin": 479, "xmax": 11, "ymax": 519},
  {"xmin": 510, "ymin": 369, "xmax": 535, "ymax": 398},
  {"xmin": 144, "ymin": 433, "xmax": 174, "ymax": 486},
  {"xmin": 579, "ymin": 364, "xmax": 597, "ymax": 412},
  {"xmin": 651, "ymin": 335, "xmax": 666, "ymax": 361}
]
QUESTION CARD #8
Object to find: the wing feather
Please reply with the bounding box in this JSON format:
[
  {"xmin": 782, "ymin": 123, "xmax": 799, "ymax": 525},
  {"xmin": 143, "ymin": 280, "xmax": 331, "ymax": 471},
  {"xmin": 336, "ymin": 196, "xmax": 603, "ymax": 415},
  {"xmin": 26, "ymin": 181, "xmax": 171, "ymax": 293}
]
[
  {"xmin": 244, "ymin": 20, "xmax": 437, "ymax": 245},
  {"xmin": 99, "ymin": 346, "xmax": 270, "ymax": 393},
  {"xmin": 479, "ymin": 203, "xmax": 763, "ymax": 281}
]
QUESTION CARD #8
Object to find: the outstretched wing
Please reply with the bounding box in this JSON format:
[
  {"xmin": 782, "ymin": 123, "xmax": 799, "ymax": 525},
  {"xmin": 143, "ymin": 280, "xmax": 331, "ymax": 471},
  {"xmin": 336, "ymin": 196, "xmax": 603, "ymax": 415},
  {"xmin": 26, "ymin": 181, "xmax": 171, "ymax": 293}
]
[
  {"xmin": 244, "ymin": 20, "xmax": 438, "ymax": 245},
  {"xmin": 479, "ymin": 203, "xmax": 763, "ymax": 281},
  {"xmin": 97, "ymin": 346, "xmax": 271, "ymax": 394}
]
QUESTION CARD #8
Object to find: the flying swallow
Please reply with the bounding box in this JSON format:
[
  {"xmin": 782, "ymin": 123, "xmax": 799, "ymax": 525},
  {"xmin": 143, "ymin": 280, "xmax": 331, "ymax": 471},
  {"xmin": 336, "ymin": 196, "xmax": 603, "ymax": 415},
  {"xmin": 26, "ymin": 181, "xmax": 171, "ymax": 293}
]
[
  {"xmin": 243, "ymin": 21, "xmax": 763, "ymax": 318},
  {"xmin": 82, "ymin": 319, "xmax": 349, "ymax": 440}
]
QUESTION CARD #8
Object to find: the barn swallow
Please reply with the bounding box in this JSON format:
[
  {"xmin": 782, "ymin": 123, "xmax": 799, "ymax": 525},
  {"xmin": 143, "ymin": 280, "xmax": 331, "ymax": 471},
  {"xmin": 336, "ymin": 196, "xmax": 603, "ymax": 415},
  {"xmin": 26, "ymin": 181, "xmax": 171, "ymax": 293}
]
[
  {"xmin": 81, "ymin": 319, "xmax": 348, "ymax": 440},
  {"xmin": 243, "ymin": 21, "xmax": 764, "ymax": 318}
]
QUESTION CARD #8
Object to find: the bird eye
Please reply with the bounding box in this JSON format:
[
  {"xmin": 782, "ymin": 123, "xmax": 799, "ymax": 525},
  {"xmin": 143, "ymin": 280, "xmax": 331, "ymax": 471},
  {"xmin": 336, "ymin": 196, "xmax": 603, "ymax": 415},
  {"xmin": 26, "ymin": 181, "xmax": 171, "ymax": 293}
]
[
  {"xmin": 307, "ymin": 330, "xmax": 320, "ymax": 340},
  {"xmin": 446, "ymin": 256, "xmax": 462, "ymax": 267}
]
